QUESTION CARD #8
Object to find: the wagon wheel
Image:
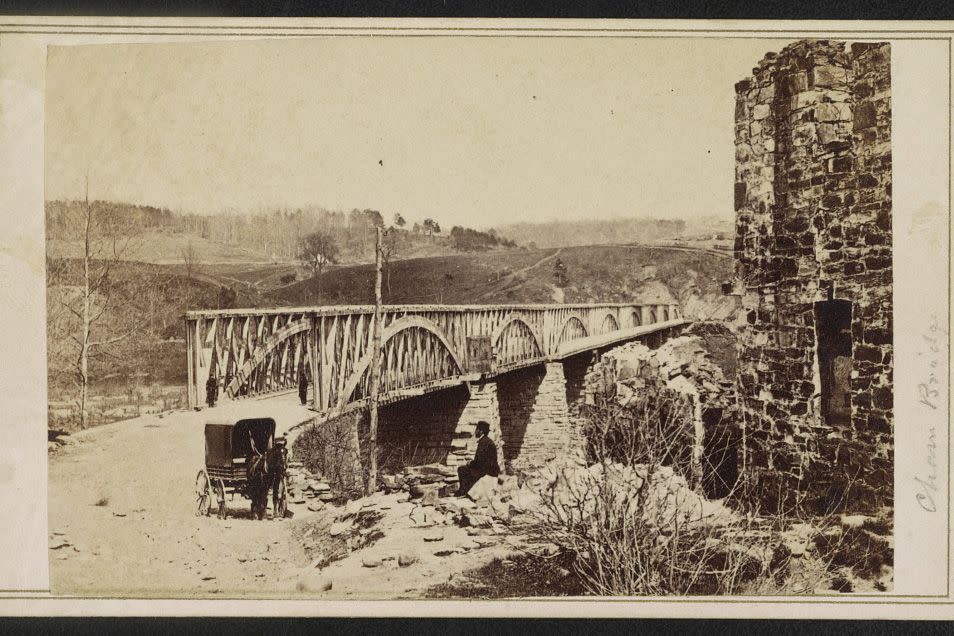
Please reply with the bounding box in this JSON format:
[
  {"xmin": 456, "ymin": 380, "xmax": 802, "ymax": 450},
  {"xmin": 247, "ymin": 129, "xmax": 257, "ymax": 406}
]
[
  {"xmin": 195, "ymin": 469, "xmax": 211, "ymax": 517},
  {"xmin": 215, "ymin": 479, "xmax": 227, "ymax": 519},
  {"xmin": 274, "ymin": 478, "xmax": 288, "ymax": 520}
]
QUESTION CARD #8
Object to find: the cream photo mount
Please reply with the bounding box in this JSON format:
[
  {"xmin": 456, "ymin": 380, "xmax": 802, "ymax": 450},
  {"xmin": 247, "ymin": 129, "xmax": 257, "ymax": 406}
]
[{"xmin": 0, "ymin": 17, "xmax": 949, "ymax": 618}]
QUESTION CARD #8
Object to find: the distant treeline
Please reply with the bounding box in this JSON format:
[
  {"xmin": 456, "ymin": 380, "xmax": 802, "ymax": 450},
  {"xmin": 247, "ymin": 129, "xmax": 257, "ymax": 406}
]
[
  {"xmin": 496, "ymin": 218, "xmax": 688, "ymax": 248},
  {"xmin": 45, "ymin": 200, "xmax": 511, "ymax": 263}
]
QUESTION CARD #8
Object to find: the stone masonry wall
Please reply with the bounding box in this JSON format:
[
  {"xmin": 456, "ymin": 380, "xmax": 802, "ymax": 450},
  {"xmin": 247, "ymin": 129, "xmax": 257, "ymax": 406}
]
[
  {"xmin": 734, "ymin": 40, "xmax": 892, "ymax": 513},
  {"xmin": 498, "ymin": 363, "xmax": 576, "ymax": 472}
]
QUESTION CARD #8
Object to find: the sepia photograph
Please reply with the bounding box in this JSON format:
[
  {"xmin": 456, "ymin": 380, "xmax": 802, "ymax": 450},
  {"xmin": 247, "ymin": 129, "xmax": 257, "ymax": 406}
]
[
  {"xmin": 39, "ymin": 33, "xmax": 899, "ymax": 600},
  {"xmin": 0, "ymin": 18, "xmax": 940, "ymax": 615}
]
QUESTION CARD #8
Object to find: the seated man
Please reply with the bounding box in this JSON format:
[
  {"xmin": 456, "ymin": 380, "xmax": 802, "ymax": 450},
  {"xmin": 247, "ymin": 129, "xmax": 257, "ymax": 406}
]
[{"xmin": 455, "ymin": 420, "xmax": 501, "ymax": 497}]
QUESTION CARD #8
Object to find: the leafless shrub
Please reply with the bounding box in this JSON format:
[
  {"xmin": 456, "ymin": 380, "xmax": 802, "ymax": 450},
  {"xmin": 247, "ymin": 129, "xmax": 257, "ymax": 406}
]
[
  {"xmin": 519, "ymin": 393, "xmax": 861, "ymax": 596},
  {"xmin": 291, "ymin": 415, "xmax": 365, "ymax": 498}
]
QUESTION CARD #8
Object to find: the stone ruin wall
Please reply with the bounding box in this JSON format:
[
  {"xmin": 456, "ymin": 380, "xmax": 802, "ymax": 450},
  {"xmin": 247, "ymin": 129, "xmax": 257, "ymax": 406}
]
[{"xmin": 733, "ymin": 40, "xmax": 892, "ymax": 512}]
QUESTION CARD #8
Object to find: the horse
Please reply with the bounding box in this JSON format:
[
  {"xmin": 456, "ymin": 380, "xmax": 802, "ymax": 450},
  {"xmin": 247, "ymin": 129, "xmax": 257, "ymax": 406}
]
[{"xmin": 245, "ymin": 441, "xmax": 288, "ymax": 520}]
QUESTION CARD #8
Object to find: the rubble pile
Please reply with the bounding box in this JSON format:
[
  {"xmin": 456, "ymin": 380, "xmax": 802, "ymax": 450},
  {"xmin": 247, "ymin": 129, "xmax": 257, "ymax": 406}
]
[
  {"xmin": 519, "ymin": 454, "xmax": 736, "ymax": 529},
  {"xmin": 380, "ymin": 463, "xmax": 460, "ymax": 500},
  {"xmin": 586, "ymin": 336, "xmax": 737, "ymax": 411},
  {"xmin": 287, "ymin": 461, "xmax": 338, "ymax": 512}
]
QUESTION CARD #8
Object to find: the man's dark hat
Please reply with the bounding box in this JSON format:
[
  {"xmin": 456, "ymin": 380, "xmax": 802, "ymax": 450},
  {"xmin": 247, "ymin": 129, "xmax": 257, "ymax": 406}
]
[{"xmin": 475, "ymin": 421, "xmax": 491, "ymax": 434}]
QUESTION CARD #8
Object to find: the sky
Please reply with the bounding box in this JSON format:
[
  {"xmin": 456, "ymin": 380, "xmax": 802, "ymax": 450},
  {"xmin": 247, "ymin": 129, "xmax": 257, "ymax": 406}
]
[{"xmin": 45, "ymin": 36, "xmax": 792, "ymax": 227}]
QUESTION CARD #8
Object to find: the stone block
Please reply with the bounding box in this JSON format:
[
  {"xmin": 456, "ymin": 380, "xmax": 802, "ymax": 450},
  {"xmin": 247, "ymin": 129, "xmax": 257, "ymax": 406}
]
[{"xmin": 812, "ymin": 64, "xmax": 849, "ymax": 89}]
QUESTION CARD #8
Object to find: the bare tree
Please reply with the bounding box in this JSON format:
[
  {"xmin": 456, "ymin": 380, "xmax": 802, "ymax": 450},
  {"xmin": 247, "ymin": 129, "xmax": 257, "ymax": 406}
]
[
  {"xmin": 180, "ymin": 240, "xmax": 198, "ymax": 280},
  {"xmin": 380, "ymin": 227, "xmax": 400, "ymax": 299},
  {"xmin": 60, "ymin": 180, "xmax": 139, "ymax": 428},
  {"xmin": 298, "ymin": 231, "xmax": 339, "ymax": 303}
]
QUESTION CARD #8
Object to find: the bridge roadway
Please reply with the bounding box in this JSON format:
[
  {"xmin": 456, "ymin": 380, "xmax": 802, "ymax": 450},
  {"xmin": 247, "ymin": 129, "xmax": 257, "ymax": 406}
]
[{"xmin": 185, "ymin": 302, "xmax": 686, "ymax": 418}]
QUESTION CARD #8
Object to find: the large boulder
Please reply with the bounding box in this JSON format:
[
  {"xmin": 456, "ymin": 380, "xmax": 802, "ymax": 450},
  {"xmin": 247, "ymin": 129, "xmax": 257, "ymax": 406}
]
[{"xmin": 466, "ymin": 475, "xmax": 501, "ymax": 506}]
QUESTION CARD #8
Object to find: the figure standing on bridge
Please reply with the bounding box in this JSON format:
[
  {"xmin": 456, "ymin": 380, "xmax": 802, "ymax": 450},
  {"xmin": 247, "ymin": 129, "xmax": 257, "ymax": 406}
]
[
  {"xmin": 205, "ymin": 373, "xmax": 218, "ymax": 408},
  {"xmin": 298, "ymin": 368, "xmax": 310, "ymax": 406},
  {"xmin": 455, "ymin": 420, "xmax": 501, "ymax": 497}
]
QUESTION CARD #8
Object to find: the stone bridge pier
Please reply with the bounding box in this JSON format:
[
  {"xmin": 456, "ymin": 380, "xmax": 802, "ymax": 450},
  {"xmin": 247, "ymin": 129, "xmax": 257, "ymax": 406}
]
[
  {"xmin": 371, "ymin": 324, "xmax": 684, "ymax": 476},
  {"xmin": 374, "ymin": 360, "xmax": 585, "ymax": 475}
]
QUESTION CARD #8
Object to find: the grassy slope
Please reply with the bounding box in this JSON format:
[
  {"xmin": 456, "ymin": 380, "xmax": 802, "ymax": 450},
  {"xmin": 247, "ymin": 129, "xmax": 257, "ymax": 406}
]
[
  {"xmin": 48, "ymin": 226, "xmax": 475, "ymax": 267},
  {"xmin": 268, "ymin": 245, "xmax": 734, "ymax": 318},
  {"xmin": 270, "ymin": 249, "xmax": 560, "ymax": 306},
  {"xmin": 46, "ymin": 230, "xmax": 268, "ymax": 265},
  {"xmin": 46, "ymin": 259, "xmax": 264, "ymax": 394}
]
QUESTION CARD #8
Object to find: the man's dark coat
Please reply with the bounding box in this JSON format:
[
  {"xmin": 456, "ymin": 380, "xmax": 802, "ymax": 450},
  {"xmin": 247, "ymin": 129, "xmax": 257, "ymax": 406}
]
[{"xmin": 456, "ymin": 435, "xmax": 500, "ymax": 496}]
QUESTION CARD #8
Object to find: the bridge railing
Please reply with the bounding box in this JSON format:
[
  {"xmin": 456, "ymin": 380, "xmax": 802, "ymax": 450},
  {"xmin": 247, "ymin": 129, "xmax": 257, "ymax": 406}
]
[{"xmin": 185, "ymin": 302, "xmax": 684, "ymax": 413}]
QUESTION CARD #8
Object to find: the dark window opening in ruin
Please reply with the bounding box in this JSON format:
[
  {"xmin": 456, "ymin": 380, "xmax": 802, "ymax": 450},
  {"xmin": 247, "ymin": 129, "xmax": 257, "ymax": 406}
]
[
  {"xmin": 701, "ymin": 408, "xmax": 739, "ymax": 499},
  {"xmin": 815, "ymin": 299, "xmax": 853, "ymax": 428}
]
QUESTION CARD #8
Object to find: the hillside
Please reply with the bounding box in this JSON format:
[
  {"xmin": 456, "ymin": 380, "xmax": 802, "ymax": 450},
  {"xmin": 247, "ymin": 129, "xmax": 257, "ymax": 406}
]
[
  {"xmin": 45, "ymin": 200, "xmax": 511, "ymax": 266},
  {"xmin": 46, "ymin": 229, "xmax": 270, "ymax": 265},
  {"xmin": 45, "ymin": 258, "xmax": 269, "ymax": 428},
  {"xmin": 269, "ymin": 244, "xmax": 737, "ymax": 321},
  {"xmin": 496, "ymin": 218, "xmax": 687, "ymax": 248}
]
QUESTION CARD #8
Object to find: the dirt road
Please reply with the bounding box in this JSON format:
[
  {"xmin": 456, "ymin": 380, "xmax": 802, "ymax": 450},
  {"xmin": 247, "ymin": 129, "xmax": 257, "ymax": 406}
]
[
  {"xmin": 48, "ymin": 394, "xmax": 514, "ymax": 598},
  {"xmin": 48, "ymin": 395, "xmax": 318, "ymax": 597}
]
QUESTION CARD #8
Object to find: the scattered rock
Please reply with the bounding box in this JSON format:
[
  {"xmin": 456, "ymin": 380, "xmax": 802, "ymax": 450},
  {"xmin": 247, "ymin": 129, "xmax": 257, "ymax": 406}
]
[
  {"xmin": 419, "ymin": 488, "xmax": 440, "ymax": 507},
  {"xmin": 298, "ymin": 574, "xmax": 333, "ymax": 592},
  {"xmin": 459, "ymin": 512, "xmax": 494, "ymax": 528},
  {"xmin": 361, "ymin": 555, "xmax": 382, "ymax": 568},
  {"xmin": 433, "ymin": 549, "xmax": 458, "ymax": 557},
  {"xmin": 409, "ymin": 506, "xmax": 438, "ymax": 527},
  {"xmin": 398, "ymin": 552, "xmax": 419, "ymax": 567},
  {"xmin": 329, "ymin": 521, "xmax": 352, "ymax": 537},
  {"xmin": 342, "ymin": 499, "xmax": 362, "ymax": 518},
  {"xmin": 423, "ymin": 531, "xmax": 444, "ymax": 542},
  {"xmin": 467, "ymin": 476, "xmax": 501, "ymax": 506}
]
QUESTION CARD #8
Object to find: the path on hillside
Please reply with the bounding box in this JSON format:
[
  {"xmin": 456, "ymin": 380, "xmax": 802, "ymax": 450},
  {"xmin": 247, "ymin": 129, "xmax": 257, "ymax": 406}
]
[{"xmin": 475, "ymin": 248, "xmax": 562, "ymax": 301}]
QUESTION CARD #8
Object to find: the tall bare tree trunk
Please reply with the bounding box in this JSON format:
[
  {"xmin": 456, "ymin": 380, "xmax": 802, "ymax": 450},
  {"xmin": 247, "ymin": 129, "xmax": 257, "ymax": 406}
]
[
  {"xmin": 79, "ymin": 179, "xmax": 91, "ymax": 429},
  {"xmin": 316, "ymin": 264, "xmax": 323, "ymax": 305},
  {"xmin": 367, "ymin": 225, "xmax": 383, "ymax": 495}
]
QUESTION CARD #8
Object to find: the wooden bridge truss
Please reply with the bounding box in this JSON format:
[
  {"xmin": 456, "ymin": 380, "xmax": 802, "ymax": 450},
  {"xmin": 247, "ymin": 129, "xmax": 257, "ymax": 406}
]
[{"xmin": 185, "ymin": 302, "xmax": 685, "ymax": 415}]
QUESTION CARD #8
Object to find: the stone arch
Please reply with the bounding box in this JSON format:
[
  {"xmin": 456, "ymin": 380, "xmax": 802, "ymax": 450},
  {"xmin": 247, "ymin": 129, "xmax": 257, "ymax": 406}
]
[
  {"xmin": 492, "ymin": 316, "xmax": 544, "ymax": 367},
  {"xmin": 662, "ymin": 307, "xmax": 670, "ymax": 321},
  {"xmin": 338, "ymin": 315, "xmax": 464, "ymax": 409},
  {"xmin": 226, "ymin": 319, "xmax": 311, "ymax": 397},
  {"xmin": 649, "ymin": 308, "xmax": 658, "ymax": 324},
  {"xmin": 630, "ymin": 309, "xmax": 642, "ymax": 327},
  {"xmin": 557, "ymin": 315, "xmax": 588, "ymax": 346}
]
